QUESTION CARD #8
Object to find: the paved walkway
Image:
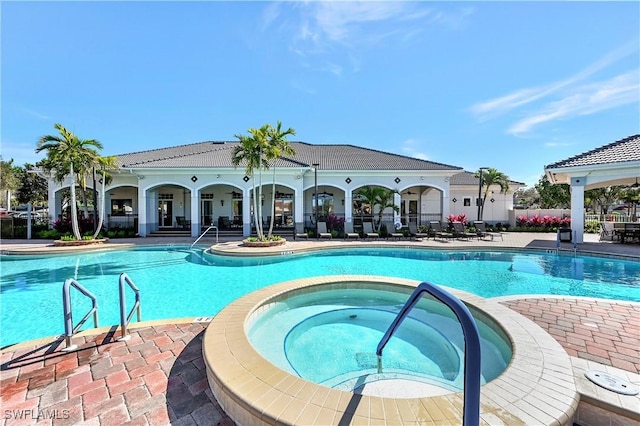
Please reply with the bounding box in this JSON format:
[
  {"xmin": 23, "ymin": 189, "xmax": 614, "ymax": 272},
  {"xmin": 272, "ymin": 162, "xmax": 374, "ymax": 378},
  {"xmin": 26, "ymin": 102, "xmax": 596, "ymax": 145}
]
[
  {"xmin": 499, "ymin": 297, "xmax": 640, "ymax": 374},
  {"xmin": 0, "ymin": 323, "xmax": 234, "ymax": 426},
  {"xmin": 1, "ymin": 233, "xmax": 638, "ymax": 425}
]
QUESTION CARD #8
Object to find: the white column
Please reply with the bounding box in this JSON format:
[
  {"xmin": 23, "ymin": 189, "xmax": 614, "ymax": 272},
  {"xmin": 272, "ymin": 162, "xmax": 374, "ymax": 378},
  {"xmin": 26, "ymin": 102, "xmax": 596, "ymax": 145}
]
[
  {"xmin": 441, "ymin": 189, "xmax": 450, "ymax": 220},
  {"xmin": 295, "ymin": 189, "xmax": 304, "ymax": 225},
  {"xmin": 243, "ymin": 190, "xmax": 252, "ymax": 237},
  {"xmin": 190, "ymin": 190, "xmax": 198, "ymax": 237},
  {"xmin": 393, "ymin": 193, "xmax": 401, "ymax": 222},
  {"xmin": 138, "ymin": 190, "xmax": 147, "ymax": 237},
  {"xmin": 344, "ymin": 192, "xmax": 353, "ymax": 222},
  {"xmin": 570, "ymin": 177, "xmax": 585, "ymax": 244}
]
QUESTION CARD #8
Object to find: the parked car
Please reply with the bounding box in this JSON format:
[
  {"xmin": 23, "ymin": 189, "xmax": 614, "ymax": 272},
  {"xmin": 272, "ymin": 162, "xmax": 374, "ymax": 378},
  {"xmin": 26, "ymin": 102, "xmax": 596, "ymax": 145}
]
[{"xmin": 10, "ymin": 211, "xmax": 42, "ymax": 219}]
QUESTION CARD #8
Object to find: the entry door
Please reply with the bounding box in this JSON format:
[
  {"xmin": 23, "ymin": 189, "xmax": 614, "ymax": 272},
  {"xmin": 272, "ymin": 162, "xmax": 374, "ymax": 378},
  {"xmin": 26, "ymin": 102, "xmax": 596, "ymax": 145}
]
[
  {"xmin": 158, "ymin": 200, "xmax": 173, "ymax": 227},
  {"xmin": 201, "ymin": 200, "xmax": 214, "ymax": 226}
]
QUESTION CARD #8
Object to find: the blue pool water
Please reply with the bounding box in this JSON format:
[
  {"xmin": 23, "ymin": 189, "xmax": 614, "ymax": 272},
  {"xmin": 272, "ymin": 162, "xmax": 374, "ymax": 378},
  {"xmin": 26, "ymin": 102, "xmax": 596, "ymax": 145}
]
[
  {"xmin": 248, "ymin": 287, "xmax": 512, "ymax": 394},
  {"xmin": 1, "ymin": 246, "xmax": 638, "ymax": 347}
]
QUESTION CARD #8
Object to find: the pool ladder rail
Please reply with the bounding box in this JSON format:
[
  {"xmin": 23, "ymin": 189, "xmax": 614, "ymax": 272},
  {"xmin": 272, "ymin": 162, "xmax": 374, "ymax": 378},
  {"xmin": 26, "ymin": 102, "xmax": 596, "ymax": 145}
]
[
  {"xmin": 62, "ymin": 273, "xmax": 141, "ymax": 351},
  {"xmin": 190, "ymin": 225, "xmax": 218, "ymax": 249},
  {"xmin": 376, "ymin": 281, "xmax": 482, "ymax": 426}
]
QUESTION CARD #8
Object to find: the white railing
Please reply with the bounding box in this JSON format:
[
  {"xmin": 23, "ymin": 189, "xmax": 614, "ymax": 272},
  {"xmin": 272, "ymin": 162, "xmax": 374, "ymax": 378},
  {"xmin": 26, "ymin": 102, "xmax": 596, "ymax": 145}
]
[
  {"xmin": 585, "ymin": 214, "xmax": 633, "ymax": 223},
  {"xmin": 190, "ymin": 226, "xmax": 218, "ymax": 249}
]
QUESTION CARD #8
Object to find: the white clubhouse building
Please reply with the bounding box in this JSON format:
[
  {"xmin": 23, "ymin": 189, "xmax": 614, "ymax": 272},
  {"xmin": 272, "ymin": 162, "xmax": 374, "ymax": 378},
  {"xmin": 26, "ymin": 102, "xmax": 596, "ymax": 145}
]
[{"xmin": 45, "ymin": 141, "xmax": 523, "ymax": 237}]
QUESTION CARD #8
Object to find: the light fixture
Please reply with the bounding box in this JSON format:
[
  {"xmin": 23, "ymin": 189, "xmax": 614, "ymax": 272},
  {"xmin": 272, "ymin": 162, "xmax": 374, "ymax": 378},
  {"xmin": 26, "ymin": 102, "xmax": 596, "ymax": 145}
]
[{"xmin": 220, "ymin": 200, "xmax": 224, "ymax": 206}]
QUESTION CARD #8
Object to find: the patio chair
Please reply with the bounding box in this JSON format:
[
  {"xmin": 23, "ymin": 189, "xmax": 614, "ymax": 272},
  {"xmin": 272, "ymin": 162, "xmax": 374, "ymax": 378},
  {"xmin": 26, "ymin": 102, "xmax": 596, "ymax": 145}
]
[
  {"xmin": 428, "ymin": 221, "xmax": 454, "ymax": 241},
  {"xmin": 218, "ymin": 216, "xmax": 231, "ymax": 229},
  {"xmin": 451, "ymin": 222, "xmax": 476, "ymax": 240},
  {"xmin": 362, "ymin": 222, "xmax": 379, "ymax": 239},
  {"xmin": 317, "ymin": 221, "xmax": 332, "ymax": 239},
  {"xmin": 599, "ymin": 222, "xmax": 616, "ymax": 241},
  {"xmin": 175, "ymin": 216, "xmax": 191, "ymax": 229},
  {"xmin": 383, "ymin": 221, "xmax": 405, "ymax": 240},
  {"xmin": 474, "ymin": 221, "xmax": 503, "ymax": 241},
  {"xmin": 344, "ymin": 222, "xmax": 360, "ymax": 239},
  {"xmin": 294, "ymin": 223, "xmax": 308, "ymax": 240},
  {"xmin": 408, "ymin": 222, "xmax": 429, "ymax": 240}
]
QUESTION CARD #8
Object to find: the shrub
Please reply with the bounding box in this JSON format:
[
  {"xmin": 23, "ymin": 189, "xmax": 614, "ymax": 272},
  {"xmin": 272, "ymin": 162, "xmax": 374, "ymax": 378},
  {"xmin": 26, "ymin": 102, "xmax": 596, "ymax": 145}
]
[
  {"xmin": 36, "ymin": 229, "xmax": 60, "ymax": 239},
  {"xmin": 516, "ymin": 214, "xmax": 570, "ymax": 229},
  {"xmin": 325, "ymin": 214, "xmax": 345, "ymax": 233},
  {"xmin": 447, "ymin": 214, "xmax": 467, "ymax": 225}
]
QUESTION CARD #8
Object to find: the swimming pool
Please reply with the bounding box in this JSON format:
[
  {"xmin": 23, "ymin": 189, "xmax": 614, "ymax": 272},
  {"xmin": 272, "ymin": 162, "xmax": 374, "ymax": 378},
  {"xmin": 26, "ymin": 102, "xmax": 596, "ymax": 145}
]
[{"xmin": 1, "ymin": 246, "xmax": 638, "ymax": 347}]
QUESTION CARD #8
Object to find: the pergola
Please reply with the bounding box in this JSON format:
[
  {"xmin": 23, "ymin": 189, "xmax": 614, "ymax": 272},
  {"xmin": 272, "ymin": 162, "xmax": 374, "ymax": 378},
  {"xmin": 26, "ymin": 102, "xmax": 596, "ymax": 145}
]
[{"xmin": 544, "ymin": 134, "xmax": 640, "ymax": 244}]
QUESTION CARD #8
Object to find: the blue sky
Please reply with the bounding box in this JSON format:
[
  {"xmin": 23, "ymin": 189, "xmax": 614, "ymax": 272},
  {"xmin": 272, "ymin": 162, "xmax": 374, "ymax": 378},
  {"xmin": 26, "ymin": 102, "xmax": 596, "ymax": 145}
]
[{"xmin": 2, "ymin": 1, "xmax": 638, "ymax": 187}]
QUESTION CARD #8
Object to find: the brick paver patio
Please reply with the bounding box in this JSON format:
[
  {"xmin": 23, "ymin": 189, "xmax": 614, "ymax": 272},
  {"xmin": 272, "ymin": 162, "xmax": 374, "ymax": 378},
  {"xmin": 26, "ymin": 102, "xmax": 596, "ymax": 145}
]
[
  {"xmin": 501, "ymin": 297, "xmax": 640, "ymax": 374},
  {"xmin": 0, "ymin": 323, "xmax": 233, "ymax": 426},
  {"xmin": 1, "ymin": 296, "xmax": 638, "ymax": 425}
]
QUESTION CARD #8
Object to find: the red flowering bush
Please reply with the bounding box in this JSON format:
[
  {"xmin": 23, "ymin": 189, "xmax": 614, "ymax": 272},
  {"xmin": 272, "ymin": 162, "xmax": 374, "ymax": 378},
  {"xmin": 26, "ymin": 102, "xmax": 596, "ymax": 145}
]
[
  {"xmin": 516, "ymin": 215, "xmax": 570, "ymax": 229},
  {"xmin": 325, "ymin": 214, "xmax": 345, "ymax": 232},
  {"xmin": 447, "ymin": 213, "xmax": 467, "ymax": 225}
]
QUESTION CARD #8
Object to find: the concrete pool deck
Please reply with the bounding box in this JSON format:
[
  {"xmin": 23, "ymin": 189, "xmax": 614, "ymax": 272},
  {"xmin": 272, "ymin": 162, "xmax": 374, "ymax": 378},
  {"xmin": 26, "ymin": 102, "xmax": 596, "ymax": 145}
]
[{"xmin": 0, "ymin": 233, "xmax": 638, "ymax": 425}]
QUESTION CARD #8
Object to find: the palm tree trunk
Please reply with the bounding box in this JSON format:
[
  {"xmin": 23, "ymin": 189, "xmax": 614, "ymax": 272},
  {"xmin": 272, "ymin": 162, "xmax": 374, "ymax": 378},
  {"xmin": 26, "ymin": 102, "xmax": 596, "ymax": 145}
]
[
  {"xmin": 268, "ymin": 168, "xmax": 276, "ymax": 238},
  {"xmin": 258, "ymin": 166, "xmax": 264, "ymax": 240},
  {"xmin": 92, "ymin": 172, "xmax": 106, "ymax": 240},
  {"xmin": 252, "ymin": 176, "xmax": 263, "ymax": 240},
  {"xmin": 69, "ymin": 164, "xmax": 82, "ymax": 240}
]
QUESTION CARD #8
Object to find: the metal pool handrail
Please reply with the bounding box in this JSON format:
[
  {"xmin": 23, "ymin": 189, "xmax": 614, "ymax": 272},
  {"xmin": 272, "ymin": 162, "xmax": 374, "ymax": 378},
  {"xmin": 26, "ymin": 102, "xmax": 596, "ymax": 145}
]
[
  {"xmin": 62, "ymin": 278, "xmax": 99, "ymax": 351},
  {"xmin": 191, "ymin": 225, "xmax": 218, "ymax": 249},
  {"xmin": 118, "ymin": 272, "xmax": 141, "ymax": 341},
  {"xmin": 376, "ymin": 281, "xmax": 482, "ymax": 426}
]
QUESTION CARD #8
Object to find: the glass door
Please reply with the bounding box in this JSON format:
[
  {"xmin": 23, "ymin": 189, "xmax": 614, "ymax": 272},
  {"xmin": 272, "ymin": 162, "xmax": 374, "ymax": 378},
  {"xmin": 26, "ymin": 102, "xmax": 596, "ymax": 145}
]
[
  {"xmin": 158, "ymin": 200, "xmax": 173, "ymax": 227},
  {"xmin": 201, "ymin": 200, "xmax": 214, "ymax": 226}
]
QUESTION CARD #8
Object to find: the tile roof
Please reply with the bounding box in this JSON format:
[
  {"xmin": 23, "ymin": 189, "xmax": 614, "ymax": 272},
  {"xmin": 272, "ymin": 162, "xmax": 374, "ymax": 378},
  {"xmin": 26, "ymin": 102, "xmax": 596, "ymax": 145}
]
[
  {"xmin": 545, "ymin": 134, "xmax": 640, "ymax": 169},
  {"xmin": 116, "ymin": 141, "xmax": 463, "ymax": 171},
  {"xmin": 449, "ymin": 171, "xmax": 524, "ymax": 187}
]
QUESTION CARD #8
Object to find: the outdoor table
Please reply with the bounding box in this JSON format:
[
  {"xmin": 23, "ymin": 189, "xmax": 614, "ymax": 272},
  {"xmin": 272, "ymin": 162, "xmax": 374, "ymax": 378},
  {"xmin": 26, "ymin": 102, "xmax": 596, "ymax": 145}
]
[{"xmin": 615, "ymin": 223, "xmax": 640, "ymax": 243}]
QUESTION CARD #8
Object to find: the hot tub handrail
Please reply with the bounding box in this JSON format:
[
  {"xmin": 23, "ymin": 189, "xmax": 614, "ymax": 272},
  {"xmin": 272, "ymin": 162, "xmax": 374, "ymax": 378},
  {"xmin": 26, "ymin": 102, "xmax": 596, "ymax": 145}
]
[
  {"xmin": 62, "ymin": 278, "xmax": 99, "ymax": 351},
  {"xmin": 118, "ymin": 272, "xmax": 141, "ymax": 341},
  {"xmin": 376, "ymin": 281, "xmax": 481, "ymax": 426}
]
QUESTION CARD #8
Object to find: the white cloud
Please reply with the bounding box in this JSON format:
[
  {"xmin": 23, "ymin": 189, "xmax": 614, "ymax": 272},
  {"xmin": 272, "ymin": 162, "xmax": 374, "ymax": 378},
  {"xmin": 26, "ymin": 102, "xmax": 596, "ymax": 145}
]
[
  {"xmin": 18, "ymin": 107, "xmax": 50, "ymax": 121},
  {"xmin": 508, "ymin": 71, "xmax": 639, "ymax": 135},
  {"xmin": 0, "ymin": 140, "xmax": 43, "ymax": 166},
  {"xmin": 265, "ymin": 2, "xmax": 473, "ymax": 75},
  {"xmin": 469, "ymin": 41, "xmax": 639, "ymax": 135},
  {"xmin": 400, "ymin": 139, "xmax": 430, "ymax": 160}
]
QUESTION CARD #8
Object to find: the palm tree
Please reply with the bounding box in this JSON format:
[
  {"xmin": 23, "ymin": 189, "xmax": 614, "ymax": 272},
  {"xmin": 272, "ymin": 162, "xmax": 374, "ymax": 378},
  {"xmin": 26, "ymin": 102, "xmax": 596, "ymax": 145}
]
[
  {"xmin": 36, "ymin": 124, "xmax": 103, "ymax": 240},
  {"xmin": 264, "ymin": 121, "xmax": 295, "ymax": 238},
  {"xmin": 232, "ymin": 125, "xmax": 270, "ymax": 240},
  {"xmin": 354, "ymin": 186, "xmax": 398, "ymax": 231},
  {"xmin": 476, "ymin": 168, "xmax": 510, "ymax": 219},
  {"xmin": 375, "ymin": 187, "xmax": 400, "ymax": 229},
  {"xmin": 92, "ymin": 156, "xmax": 118, "ymax": 239}
]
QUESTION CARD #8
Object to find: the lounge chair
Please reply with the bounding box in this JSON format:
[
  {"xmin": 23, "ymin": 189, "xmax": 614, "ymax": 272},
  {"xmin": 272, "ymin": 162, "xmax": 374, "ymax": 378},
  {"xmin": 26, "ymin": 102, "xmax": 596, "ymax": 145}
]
[
  {"xmin": 317, "ymin": 221, "xmax": 332, "ymax": 239},
  {"xmin": 362, "ymin": 222, "xmax": 379, "ymax": 239},
  {"xmin": 474, "ymin": 221, "xmax": 503, "ymax": 241},
  {"xmin": 344, "ymin": 222, "xmax": 360, "ymax": 239},
  {"xmin": 383, "ymin": 221, "xmax": 405, "ymax": 240},
  {"xmin": 599, "ymin": 222, "xmax": 616, "ymax": 241},
  {"xmin": 294, "ymin": 223, "xmax": 308, "ymax": 240},
  {"xmin": 429, "ymin": 221, "xmax": 453, "ymax": 241},
  {"xmin": 451, "ymin": 222, "xmax": 476, "ymax": 240},
  {"xmin": 408, "ymin": 222, "xmax": 429, "ymax": 240}
]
